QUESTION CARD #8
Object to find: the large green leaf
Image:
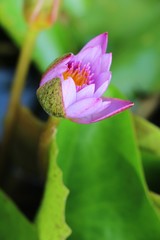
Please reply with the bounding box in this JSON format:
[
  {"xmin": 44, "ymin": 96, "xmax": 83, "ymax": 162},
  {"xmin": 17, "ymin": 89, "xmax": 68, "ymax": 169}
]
[
  {"xmin": 0, "ymin": 190, "xmax": 38, "ymax": 240},
  {"xmin": 56, "ymin": 86, "xmax": 160, "ymax": 240},
  {"xmin": 35, "ymin": 118, "xmax": 71, "ymax": 240}
]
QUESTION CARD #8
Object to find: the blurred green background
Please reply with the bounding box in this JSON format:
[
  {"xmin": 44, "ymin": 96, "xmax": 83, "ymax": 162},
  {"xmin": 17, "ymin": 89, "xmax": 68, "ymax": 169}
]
[
  {"xmin": 0, "ymin": 0, "xmax": 160, "ymax": 240},
  {"xmin": 1, "ymin": 0, "xmax": 160, "ymax": 98}
]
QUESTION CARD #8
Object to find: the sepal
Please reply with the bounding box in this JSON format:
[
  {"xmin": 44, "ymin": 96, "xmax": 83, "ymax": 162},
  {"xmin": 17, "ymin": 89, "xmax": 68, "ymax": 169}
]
[{"xmin": 37, "ymin": 78, "xmax": 65, "ymax": 117}]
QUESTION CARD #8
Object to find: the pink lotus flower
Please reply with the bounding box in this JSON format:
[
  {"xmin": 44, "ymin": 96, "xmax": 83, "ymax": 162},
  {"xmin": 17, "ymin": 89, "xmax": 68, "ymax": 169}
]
[{"xmin": 37, "ymin": 33, "xmax": 134, "ymax": 124}]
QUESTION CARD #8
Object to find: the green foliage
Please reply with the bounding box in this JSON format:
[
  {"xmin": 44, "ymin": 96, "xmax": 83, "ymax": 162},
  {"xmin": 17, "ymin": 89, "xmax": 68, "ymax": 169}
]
[
  {"xmin": 134, "ymin": 115, "xmax": 160, "ymax": 204},
  {"xmin": 134, "ymin": 115, "xmax": 160, "ymax": 157},
  {"xmin": 0, "ymin": 0, "xmax": 63, "ymax": 71},
  {"xmin": 0, "ymin": 0, "xmax": 160, "ymax": 239},
  {"xmin": 35, "ymin": 119, "xmax": 71, "ymax": 240},
  {"xmin": 56, "ymin": 87, "xmax": 160, "ymax": 240},
  {"xmin": 1, "ymin": 108, "xmax": 70, "ymax": 240},
  {"xmin": 65, "ymin": 0, "xmax": 160, "ymax": 96},
  {"xmin": 0, "ymin": 0, "xmax": 160, "ymax": 96},
  {"xmin": 0, "ymin": 190, "xmax": 38, "ymax": 240}
]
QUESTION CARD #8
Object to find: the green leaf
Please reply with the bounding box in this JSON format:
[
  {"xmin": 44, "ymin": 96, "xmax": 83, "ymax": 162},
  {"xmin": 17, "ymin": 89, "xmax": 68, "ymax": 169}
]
[
  {"xmin": 150, "ymin": 192, "xmax": 160, "ymax": 216},
  {"xmin": 1, "ymin": 107, "xmax": 71, "ymax": 239},
  {"xmin": 134, "ymin": 114, "xmax": 160, "ymax": 157},
  {"xmin": 140, "ymin": 150, "xmax": 160, "ymax": 193},
  {"xmin": 57, "ymin": 86, "xmax": 160, "ymax": 240},
  {"xmin": 35, "ymin": 118, "xmax": 71, "ymax": 240},
  {"xmin": 133, "ymin": 115, "xmax": 160, "ymax": 197},
  {"xmin": 0, "ymin": 190, "xmax": 38, "ymax": 240}
]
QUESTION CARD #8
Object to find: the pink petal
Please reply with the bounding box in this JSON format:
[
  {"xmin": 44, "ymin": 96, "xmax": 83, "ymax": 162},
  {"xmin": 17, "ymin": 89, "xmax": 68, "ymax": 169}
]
[
  {"xmin": 66, "ymin": 98, "xmax": 102, "ymax": 118},
  {"xmin": 76, "ymin": 84, "xmax": 95, "ymax": 101},
  {"xmin": 72, "ymin": 98, "xmax": 134, "ymax": 124},
  {"xmin": 91, "ymin": 55, "xmax": 102, "ymax": 77},
  {"xmin": 75, "ymin": 45, "xmax": 102, "ymax": 65},
  {"xmin": 80, "ymin": 32, "xmax": 108, "ymax": 54},
  {"xmin": 96, "ymin": 101, "xmax": 111, "ymax": 112},
  {"xmin": 101, "ymin": 53, "xmax": 112, "ymax": 72},
  {"xmin": 62, "ymin": 77, "xmax": 76, "ymax": 108},
  {"xmin": 94, "ymin": 72, "xmax": 112, "ymax": 97},
  {"xmin": 40, "ymin": 53, "xmax": 73, "ymax": 87}
]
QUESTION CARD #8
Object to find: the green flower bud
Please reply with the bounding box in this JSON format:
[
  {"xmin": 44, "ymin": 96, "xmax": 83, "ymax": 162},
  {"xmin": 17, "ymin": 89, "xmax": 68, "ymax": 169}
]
[{"xmin": 24, "ymin": 0, "xmax": 60, "ymax": 30}]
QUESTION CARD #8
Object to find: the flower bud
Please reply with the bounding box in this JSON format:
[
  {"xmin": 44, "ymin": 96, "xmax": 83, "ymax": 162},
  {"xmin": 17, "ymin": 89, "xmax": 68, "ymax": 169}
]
[{"xmin": 24, "ymin": 0, "xmax": 60, "ymax": 30}]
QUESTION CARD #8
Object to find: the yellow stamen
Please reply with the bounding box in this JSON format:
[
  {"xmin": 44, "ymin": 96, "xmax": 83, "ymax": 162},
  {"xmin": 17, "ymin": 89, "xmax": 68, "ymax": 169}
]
[{"xmin": 63, "ymin": 65, "xmax": 90, "ymax": 86}]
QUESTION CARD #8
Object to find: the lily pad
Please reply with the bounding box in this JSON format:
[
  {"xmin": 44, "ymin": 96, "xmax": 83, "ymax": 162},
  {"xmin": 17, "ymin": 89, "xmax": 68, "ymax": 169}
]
[{"xmin": 57, "ymin": 87, "xmax": 160, "ymax": 240}]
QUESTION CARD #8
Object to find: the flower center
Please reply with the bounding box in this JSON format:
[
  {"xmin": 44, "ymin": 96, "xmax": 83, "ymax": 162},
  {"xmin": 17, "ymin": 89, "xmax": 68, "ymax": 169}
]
[{"xmin": 63, "ymin": 61, "xmax": 93, "ymax": 87}]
